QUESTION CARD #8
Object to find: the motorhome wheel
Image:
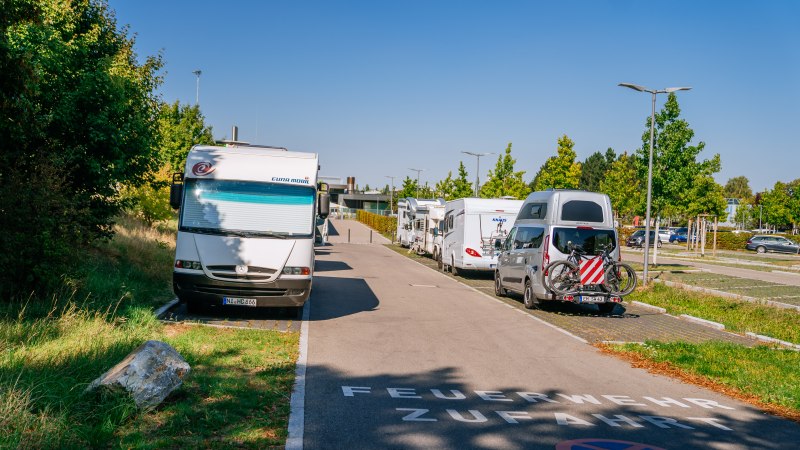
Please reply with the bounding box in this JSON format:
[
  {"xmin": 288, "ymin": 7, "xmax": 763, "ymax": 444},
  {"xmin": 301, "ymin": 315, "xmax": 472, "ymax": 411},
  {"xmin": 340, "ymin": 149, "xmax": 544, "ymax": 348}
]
[{"xmin": 451, "ymin": 256, "xmax": 459, "ymax": 276}]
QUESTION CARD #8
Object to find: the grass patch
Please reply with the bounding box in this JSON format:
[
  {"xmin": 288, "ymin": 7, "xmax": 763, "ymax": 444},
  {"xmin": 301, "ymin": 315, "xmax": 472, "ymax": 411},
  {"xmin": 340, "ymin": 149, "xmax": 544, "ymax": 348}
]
[
  {"xmin": 628, "ymin": 283, "xmax": 800, "ymax": 343},
  {"xmin": 601, "ymin": 341, "xmax": 800, "ymax": 422},
  {"xmin": 1, "ymin": 215, "xmax": 299, "ymax": 448}
]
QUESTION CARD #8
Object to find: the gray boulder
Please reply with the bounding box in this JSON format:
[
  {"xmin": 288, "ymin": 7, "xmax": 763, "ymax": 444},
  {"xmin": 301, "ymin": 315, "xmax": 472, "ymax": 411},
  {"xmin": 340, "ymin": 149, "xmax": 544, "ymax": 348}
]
[{"xmin": 86, "ymin": 340, "xmax": 190, "ymax": 410}]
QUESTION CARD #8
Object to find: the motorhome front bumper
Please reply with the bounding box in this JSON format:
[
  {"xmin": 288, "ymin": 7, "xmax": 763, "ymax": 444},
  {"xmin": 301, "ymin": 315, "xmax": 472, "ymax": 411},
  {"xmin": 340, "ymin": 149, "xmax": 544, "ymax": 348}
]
[{"xmin": 173, "ymin": 272, "xmax": 311, "ymax": 307}]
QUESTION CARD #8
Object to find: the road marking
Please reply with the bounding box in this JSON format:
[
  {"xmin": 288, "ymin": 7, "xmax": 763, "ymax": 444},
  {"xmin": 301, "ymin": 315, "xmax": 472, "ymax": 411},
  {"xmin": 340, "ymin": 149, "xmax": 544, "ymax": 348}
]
[
  {"xmin": 409, "ymin": 284, "xmax": 438, "ymax": 288},
  {"xmin": 286, "ymin": 300, "xmax": 310, "ymax": 450}
]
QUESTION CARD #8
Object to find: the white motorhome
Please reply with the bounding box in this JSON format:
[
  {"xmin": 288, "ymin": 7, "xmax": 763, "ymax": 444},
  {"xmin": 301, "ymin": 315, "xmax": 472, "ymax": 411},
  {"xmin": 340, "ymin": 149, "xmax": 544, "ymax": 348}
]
[
  {"xmin": 170, "ymin": 143, "xmax": 329, "ymax": 314},
  {"xmin": 494, "ymin": 189, "xmax": 620, "ymax": 313},
  {"xmin": 396, "ymin": 198, "xmax": 445, "ymax": 253},
  {"xmin": 440, "ymin": 198, "xmax": 523, "ymax": 274}
]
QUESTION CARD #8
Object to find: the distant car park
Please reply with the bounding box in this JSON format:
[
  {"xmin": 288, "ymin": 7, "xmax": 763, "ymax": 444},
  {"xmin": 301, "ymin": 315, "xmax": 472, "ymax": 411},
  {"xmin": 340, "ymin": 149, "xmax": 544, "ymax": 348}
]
[
  {"xmin": 745, "ymin": 235, "xmax": 800, "ymax": 254},
  {"xmin": 626, "ymin": 230, "xmax": 662, "ymax": 248}
]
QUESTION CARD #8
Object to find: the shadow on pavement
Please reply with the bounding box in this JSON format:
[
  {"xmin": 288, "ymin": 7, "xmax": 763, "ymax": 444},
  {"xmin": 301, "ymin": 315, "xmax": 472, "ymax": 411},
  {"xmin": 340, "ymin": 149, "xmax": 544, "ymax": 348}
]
[
  {"xmin": 310, "ymin": 275, "xmax": 380, "ymax": 321},
  {"xmin": 315, "ymin": 260, "xmax": 353, "ymax": 272}
]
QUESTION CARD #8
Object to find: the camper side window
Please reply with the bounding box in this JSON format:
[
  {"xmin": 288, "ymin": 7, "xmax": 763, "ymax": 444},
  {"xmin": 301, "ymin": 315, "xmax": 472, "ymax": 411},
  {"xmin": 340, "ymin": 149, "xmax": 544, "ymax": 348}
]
[
  {"xmin": 519, "ymin": 202, "xmax": 547, "ymax": 220},
  {"xmin": 561, "ymin": 200, "xmax": 604, "ymax": 222}
]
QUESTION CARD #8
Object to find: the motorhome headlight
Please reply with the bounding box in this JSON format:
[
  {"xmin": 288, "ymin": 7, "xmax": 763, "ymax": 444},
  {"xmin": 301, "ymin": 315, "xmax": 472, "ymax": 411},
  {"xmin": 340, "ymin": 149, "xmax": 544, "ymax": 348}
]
[
  {"xmin": 282, "ymin": 266, "xmax": 310, "ymax": 276},
  {"xmin": 175, "ymin": 260, "xmax": 202, "ymax": 270}
]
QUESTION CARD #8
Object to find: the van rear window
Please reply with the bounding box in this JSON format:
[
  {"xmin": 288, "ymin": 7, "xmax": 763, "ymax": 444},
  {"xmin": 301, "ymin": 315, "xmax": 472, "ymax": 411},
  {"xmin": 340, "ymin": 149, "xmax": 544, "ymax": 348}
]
[
  {"xmin": 561, "ymin": 200, "xmax": 604, "ymax": 222},
  {"xmin": 552, "ymin": 227, "xmax": 616, "ymax": 255}
]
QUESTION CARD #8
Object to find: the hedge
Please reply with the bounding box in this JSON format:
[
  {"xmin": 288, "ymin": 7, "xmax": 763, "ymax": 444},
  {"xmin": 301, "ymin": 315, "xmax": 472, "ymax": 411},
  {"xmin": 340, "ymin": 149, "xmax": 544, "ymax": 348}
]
[{"xmin": 356, "ymin": 210, "xmax": 397, "ymax": 237}]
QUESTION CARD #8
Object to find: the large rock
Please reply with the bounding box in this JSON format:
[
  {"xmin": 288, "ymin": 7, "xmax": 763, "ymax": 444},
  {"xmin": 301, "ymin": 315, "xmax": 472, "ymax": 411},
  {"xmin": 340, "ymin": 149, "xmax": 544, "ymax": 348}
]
[{"xmin": 86, "ymin": 340, "xmax": 190, "ymax": 410}]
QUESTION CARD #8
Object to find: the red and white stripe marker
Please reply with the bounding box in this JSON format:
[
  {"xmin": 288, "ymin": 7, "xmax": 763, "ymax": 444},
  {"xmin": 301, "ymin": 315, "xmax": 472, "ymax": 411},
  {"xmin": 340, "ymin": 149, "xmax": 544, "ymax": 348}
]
[{"xmin": 579, "ymin": 256, "xmax": 605, "ymax": 285}]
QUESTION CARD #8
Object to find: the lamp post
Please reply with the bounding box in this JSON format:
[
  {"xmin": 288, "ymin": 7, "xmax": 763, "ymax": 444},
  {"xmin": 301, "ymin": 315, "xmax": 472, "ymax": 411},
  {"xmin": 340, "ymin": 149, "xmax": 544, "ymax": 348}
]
[
  {"xmin": 408, "ymin": 168, "xmax": 424, "ymax": 198},
  {"xmin": 619, "ymin": 83, "xmax": 691, "ymax": 286},
  {"xmin": 192, "ymin": 70, "xmax": 202, "ymax": 105},
  {"xmin": 386, "ymin": 175, "xmax": 396, "ymax": 215},
  {"xmin": 461, "ymin": 151, "xmax": 495, "ymax": 197}
]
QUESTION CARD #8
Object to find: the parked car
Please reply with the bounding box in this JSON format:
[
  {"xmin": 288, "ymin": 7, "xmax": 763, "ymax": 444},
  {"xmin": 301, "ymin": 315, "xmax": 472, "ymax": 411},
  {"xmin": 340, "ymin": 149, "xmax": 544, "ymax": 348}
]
[
  {"xmin": 745, "ymin": 235, "xmax": 800, "ymax": 254},
  {"xmin": 626, "ymin": 230, "xmax": 662, "ymax": 248},
  {"xmin": 669, "ymin": 231, "xmax": 688, "ymax": 243},
  {"xmin": 657, "ymin": 229, "xmax": 673, "ymax": 242}
]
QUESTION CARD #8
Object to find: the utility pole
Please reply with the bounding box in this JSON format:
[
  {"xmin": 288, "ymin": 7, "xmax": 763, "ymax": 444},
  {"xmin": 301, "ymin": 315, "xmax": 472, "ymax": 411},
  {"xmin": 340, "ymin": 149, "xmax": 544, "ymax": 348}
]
[
  {"xmin": 192, "ymin": 70, "xmax": 202, "ymax": 106},
  {"xmin": 461, "ymin": 151, "xmax": 495, "ymax": 197},
  {"xmin": 385, "ymin": 175, "xmax": 396, "ymax": 215},
  {"xmin": 408, "ymin": 168, "xmax": 424, "ymax": 198}
]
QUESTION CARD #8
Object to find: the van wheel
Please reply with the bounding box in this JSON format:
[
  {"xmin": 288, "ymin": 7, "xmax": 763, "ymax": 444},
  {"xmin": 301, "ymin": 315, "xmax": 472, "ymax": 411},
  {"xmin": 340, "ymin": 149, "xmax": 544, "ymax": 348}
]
[
  {"xmin": 494, "ymin": 272, "xmax": 507, "ymax": 297},
  {"xmin": 451, "ymin": 257, "xmax": 459, "ymax": 276},
  {"xmin": 523, "ymin": 279, "xmax": 538, "ymax": 309}
]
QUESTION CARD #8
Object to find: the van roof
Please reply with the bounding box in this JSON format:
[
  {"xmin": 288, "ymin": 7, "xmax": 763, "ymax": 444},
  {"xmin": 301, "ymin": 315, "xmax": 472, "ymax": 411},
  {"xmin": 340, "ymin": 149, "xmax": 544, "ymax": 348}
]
[{"xmin": 192, "ymin": 145, "xmax": 317, "ymax": 159}]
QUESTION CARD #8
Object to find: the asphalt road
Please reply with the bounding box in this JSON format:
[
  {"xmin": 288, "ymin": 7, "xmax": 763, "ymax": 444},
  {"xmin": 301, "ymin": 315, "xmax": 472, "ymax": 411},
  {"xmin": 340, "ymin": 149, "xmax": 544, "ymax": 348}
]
[{"xmin": 302, "ymin": 221, "xmax": 800, "ymax": 450}]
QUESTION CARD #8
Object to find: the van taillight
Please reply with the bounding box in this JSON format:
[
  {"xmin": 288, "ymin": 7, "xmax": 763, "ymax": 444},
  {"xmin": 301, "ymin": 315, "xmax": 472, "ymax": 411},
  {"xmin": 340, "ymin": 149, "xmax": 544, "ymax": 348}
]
[
  {"xmin": 542, "ymin": 235, "xmax": 550, "ymax": 274},
  {"xmin": 465, "ymin": 248, "xmax": 481, "ymax": 257}
]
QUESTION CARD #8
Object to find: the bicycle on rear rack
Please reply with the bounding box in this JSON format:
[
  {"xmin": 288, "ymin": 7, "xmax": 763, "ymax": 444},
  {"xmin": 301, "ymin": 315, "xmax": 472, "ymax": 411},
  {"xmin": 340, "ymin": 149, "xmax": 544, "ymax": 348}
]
[{"xmin": 545, "ymin": 242, "xmax": 637, "ymax": 297}]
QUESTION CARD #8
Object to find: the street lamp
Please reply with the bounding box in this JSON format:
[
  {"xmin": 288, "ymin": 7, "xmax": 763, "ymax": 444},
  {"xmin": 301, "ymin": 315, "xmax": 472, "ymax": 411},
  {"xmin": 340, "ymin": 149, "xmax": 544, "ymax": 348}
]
[
  {"xmin": 192, "ymin": 70, "xmax": 202, "ymax": 105},
  {"xmin": 461, "ymin": 151, "xmax": 495, "ymax": 197},
  {"xmin": 408, "ymin": 168, "xmax": 424, "ymax": 198},
  {"xmin": 385, "ymin": 175, "xmax": 396, "ymax": 215},
  {"xmin": 619, "ymin": 83, "xmax": 691, "ymax": 286}
]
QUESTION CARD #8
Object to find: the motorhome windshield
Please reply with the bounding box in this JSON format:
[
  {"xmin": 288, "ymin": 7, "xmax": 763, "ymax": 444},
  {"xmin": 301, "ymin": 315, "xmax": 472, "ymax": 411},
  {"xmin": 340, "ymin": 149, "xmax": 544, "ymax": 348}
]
[
  {"xmin": 552, "ymin": 227, "xmax": 616, "ymax": 255},
  {"xmin": 180, "ymin": 179, "xmax": 315, "ymax": 237}
]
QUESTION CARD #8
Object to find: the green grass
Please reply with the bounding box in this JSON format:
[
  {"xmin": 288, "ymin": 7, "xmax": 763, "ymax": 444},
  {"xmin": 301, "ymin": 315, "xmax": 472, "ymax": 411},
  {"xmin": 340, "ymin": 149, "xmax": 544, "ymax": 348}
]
[
  {"xmin": 609, "ymin": 341, "xmax": 800, "ymax": 416},
  {"xmin": 628, "ymin": 283, "xmax": 800, "ymax": 343},
  {"xmin": 1, "ymin": 214, "xmax": 299, "ymax": 449}
]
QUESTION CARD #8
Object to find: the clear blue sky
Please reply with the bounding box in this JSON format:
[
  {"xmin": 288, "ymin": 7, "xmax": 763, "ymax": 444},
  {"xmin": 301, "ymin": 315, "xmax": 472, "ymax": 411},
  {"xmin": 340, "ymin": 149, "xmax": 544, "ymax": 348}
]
[{"xmin": 111, "ymin": 0, "xmax": 799, "ymax": 193}]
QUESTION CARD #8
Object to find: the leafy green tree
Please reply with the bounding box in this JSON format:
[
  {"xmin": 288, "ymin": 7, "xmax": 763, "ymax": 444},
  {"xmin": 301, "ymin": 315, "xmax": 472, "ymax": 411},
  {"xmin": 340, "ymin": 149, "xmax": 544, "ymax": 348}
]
[
  {"xmin": 599, "ymin": 152, "xmax": 641, "ymax": 221},
  {"xmin": 479, "ymin": 143, "xmax": 531, "ymax": 199},
  {"xmin": 0, "ymin": 0, "xmax": 162, "ymax": 295},
  {"xmin": 418, "ymin": 182, "xmax": 435, "ymax": 199},
  {"xmin": 633, "ymin": 93, "xmax": 721, "ymax": 219},
  {"xmin": 760, "ymin": 180, "xmax": 800, "ymax": 230},
  {"xmin": 398, "ymin": 176, "xmax": 418, "ymax": 199},
  {"xmin": 733, "ymin": 198, "xmax": 755, "ymax": 229},
  {"xmin": 723, "ymin": 176, "xmax": 753, "ymax": 201},
  {"xmin": 453, "ymin": 161, "xmax": 474, "ymax": 198},
  {"xmin": 158, "ymin": 101, "xmax": 214, "ymax": 170},
  {"xmin": 579, "ymin": 148, "xmax": 616, "ymax": 192},
  {"xmin": 435, "ymin": 172, "xmax": 457, "ymax": 200},
  {"xmin": 532, "ymin": 135, "xmax": 582, "ymax": 191},
  {"xmin": 685, "ymin": 175, "xmax": 728, "ymax": 221}
]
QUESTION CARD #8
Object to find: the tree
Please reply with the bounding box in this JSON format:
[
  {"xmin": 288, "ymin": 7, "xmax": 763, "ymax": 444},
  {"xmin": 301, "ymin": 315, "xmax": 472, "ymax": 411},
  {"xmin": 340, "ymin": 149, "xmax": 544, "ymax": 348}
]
[
  {"xmin": 479, "ymin": 143, "xmax": 531, "ymax": 199},
  {"xmin": 599, "ymin": 152, "xmax": 641, "ymax": 222},
  {"xmin": 579, "ymin": 148, "xmax": 616, "ymax": 192},
  {"xmin": 435, "ymin": 172, "xmax": 456, "ymax": 200},
  {"xmin": 452, "ymin": 161, "xmax": 474, "ymax": 199},
  {"xmin": 532, "ymin": 135, "xmax": 582, "ymax": 191},
  {"xmin": 733, "ymin": 198, "xmax": 756, "ymax": 230},
  {"xmin": 158, "ymin": 101, "xmax": 214, "ymax": 170},
  {"xmin": 760, "ymin": 180, "xmax": 800, "ymax": 230},
  {"xmin": 633, "ymin": 93, "xmax": 721, "ymax": 219},
  {"xmin": 723, "ymin": 176, "xmax": 753, "ymax": 201},
  {"xmin": 397, "ymin": 176, "xmax": 418, "ymax": 199},
  {"xmin": 364, "ymin": 184, "xmax": 371, "ymax": 192},
  {"xmin": 685, "ymin": 175, "xmax": 728, "ymax": 221},
  {"xmin": 0, "ymin": 0, "xmax": 162, "ymax": 296}
]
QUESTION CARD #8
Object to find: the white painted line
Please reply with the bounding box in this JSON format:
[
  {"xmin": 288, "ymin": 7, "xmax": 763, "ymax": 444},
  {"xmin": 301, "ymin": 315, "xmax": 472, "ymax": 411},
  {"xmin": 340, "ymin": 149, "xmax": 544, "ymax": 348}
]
[
  {"xmin": 286, "ymin": 300, "xmax": 310, "ymax": 450},
  {"xmin": 679, "ymin": 314, "xmax": 725, "ymax": 330},
  {"xmin": 154, "ymin": 298, "xmax": 179, "ymax": 319},
  {"xmin": 631, "ymin": 301, "xmax": 667, "ymax": 314},
  {"xmin": 409, "ymin": 284, "xmax": 438, "ymax": 288}
]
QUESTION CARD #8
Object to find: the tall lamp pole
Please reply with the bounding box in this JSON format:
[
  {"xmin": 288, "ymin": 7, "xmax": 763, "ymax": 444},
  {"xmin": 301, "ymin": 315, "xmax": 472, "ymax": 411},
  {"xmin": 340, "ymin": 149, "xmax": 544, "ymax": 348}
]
[
  {"xmin": 619, "ymin": 83, "xmax": 691, "ymax": 286},
  {"xmin": 385, "ymin": 175, "xmax": 396, "ymax": 215},
  {"xmin": 192, "ymin": 70, "xmax": 202, "ymax": 106},
  {"xmin": 408, "ymin": 168, "xmax": 424, "ymax": 198},
  {"xmin": 461, "ymin": 151, "xmax": 495, "ymax": 197}
]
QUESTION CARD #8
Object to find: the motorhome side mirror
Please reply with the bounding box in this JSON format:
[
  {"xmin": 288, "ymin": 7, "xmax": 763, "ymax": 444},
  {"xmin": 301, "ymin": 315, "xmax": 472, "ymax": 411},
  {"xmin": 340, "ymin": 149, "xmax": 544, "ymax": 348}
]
[
  {"xmin": 318, "ymin": 192, "xmax": 331, "ymax": 219},
  {"xmin": 169, "ymin": 173, "xmax": 183, "ymax": 209}
]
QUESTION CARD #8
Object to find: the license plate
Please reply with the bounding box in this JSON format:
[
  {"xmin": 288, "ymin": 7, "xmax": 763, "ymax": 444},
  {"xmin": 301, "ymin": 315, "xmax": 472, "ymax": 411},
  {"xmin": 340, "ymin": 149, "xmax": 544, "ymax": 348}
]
[
  {"xmin": 579, "ymin": 295, "xmax": 605, "ymax": 304},
  {"xmin": 223, "ymin": 297, "xmax": 257, "ymax": 306}
]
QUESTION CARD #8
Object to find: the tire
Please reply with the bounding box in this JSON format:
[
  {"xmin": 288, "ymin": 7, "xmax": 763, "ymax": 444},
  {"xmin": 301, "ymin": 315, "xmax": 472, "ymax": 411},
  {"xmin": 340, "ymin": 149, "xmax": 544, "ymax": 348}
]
[
  {"xmin": 546, "ymin": 261, "xmax": 580, "ymax": 296},
  {"xmin": 436, "ymin": 250, "xmax": 443, "ymax": 270},
  {"xmin": 603, "ymin": 262, "xmax": 637, "ymax": 296},
  {"xmin": 523, "ymin": 278, "xmax": 538, "ymax": 309},
  {"xmin": 756, "ymin": 246, "xmax": 766, "ymax": 254},
  {"xmin": 598, "ymin": 302, "xmax": 616, "ymax": 315},
  {"xmin": 657, "ymin": 240, "xmax": 662, "ymax": 248},
  {"xmin": 494, "ymin": 272, "xmax": 507, "ymax": 297},
  {"xmin": 451, "ymin": 257, "xmax": 459, "ymax": 276}
]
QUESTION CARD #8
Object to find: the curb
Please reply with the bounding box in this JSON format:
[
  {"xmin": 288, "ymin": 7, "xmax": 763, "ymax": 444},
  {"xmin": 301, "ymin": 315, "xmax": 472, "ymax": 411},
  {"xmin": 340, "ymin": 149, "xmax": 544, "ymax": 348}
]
[
  {"xmin": 154, "ymin": 298, "xmax": 179, "ymax": 319},
  {"xmin": 679, "ymin": 314, "xmax": 725, "ymax": 330},
  {"xmin": 745, "ymin": 332, "xmax": 800, "ymax": 351},
  {"xmin": 630, "ymin": 301, "xmax": 666, "ymax": 314},
  {"xmin": 655, "ymin": 279, "xmax": 800, "ymax": 312}
]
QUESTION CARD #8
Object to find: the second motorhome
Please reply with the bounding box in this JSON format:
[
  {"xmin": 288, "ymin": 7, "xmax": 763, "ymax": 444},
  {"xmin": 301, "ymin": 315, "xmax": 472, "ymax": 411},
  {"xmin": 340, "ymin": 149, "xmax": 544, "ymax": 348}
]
[
  {"xmin": 396, "ymin": 198, "xmax": 445, "ymax": 255},
  {"xmin": 440, "ymin": 198, "xmax": 524, "ymax": 274}
]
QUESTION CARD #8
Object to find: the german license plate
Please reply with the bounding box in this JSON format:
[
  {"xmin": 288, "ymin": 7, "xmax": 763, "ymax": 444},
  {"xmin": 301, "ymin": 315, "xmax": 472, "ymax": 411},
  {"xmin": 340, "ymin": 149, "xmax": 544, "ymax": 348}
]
[
  {"xmin": 579, "ymin": 295, "xmax": 605, "ymax": 304},
  {"xmin": 223, "ymin": 297, "xmax": 257, "ymax": 307}
]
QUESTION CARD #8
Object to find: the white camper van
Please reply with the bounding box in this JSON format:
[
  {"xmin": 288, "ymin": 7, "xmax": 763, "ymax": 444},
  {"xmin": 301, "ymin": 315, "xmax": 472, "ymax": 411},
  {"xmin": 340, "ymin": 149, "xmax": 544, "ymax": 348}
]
[
  {"xmin": 170, "ymin": 143, "xmax": 329, "ymax": 314},
  {"xmin": 440, "ymin": 198, "xmax": 523, "ymax": 274},
  {"xmin": 494, "ymin": 189, "xmax": 620, "ymax": 313},
  {"xmin": 396, "ymin": 198, "xmax": 445, "ymax": 253}
]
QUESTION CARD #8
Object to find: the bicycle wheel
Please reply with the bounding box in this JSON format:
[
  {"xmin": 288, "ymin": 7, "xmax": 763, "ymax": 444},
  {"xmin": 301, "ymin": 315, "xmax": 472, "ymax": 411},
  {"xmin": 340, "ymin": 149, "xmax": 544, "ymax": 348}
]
[
  {"xmin": 546, "ymin": 261, "xmax": 580, "ymax": 295},
  {"xmin": 603, "ymin": 262, "xmax": 637, "ymax": 296}
]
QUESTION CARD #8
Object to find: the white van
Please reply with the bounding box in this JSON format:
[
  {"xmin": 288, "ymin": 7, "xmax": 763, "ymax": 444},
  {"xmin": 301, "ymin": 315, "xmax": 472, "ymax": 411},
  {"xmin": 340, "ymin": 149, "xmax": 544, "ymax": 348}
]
[
  {"xmin": 169, "ymin": 143, "xmax": 329, "ymax": 314},
  {"xmin": 494, "ymin": 189, "xmax": 620, "ymax": 313},
  {"xmin": 440, "ymin": 198, "xmax": 523, "ymax": 274},
  {"xmin": 396, "ymin": 198, "xmax": 445, "ymax": 252}
]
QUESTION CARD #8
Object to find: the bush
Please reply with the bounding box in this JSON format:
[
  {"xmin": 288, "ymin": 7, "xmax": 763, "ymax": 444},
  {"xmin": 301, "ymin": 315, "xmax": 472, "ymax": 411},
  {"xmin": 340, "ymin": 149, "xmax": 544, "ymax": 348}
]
[{"xmin": 356, "ymin": 210, "xmax": 397, "ymax": 237}]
